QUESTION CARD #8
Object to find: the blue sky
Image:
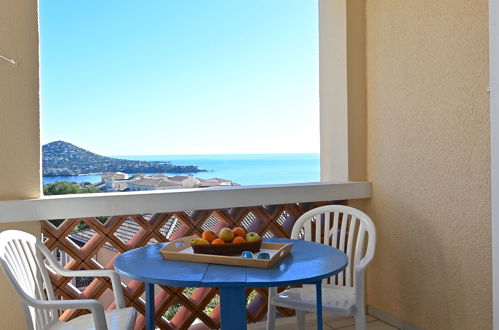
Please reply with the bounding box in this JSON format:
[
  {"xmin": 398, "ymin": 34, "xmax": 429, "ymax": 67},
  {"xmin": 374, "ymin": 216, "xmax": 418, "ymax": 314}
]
[{"xmin": 39, "ymin": 0, "xmax": 319, "ymax": 156}]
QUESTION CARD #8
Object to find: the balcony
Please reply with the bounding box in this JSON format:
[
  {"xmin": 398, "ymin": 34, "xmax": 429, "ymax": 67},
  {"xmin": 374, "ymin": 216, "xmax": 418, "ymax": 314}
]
[
  {"xmin": 0, "ymin": 0, "xmax": 493, "ymax": 329},
  {"xmin": 0, "ymin": 182, "xmax": 373, "ymax": 329}
]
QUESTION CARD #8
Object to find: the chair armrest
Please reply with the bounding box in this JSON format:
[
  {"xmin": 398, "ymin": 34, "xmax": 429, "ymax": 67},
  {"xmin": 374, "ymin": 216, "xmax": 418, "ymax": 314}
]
[
  {"xmin": 35, "ymin": 241, "xmax": 126, "ymax": 308},
  {"xmin": 29, "ymin": 298, "xmax": 108, "ymax": 330},
  {"xmin": 354, "ymin": 267, "xmax": 366, "ymax": 305},
  {"xmin": 56, "ymin": 269, "xmax": 116, "ymax": 278},
  {"xmin": 60, "ymin": 269, "xmax": 126, "ymax": 309}
]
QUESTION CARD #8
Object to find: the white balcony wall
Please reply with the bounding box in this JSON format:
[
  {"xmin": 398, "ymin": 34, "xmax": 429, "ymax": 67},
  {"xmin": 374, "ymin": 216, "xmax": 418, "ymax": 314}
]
[{"xmin": 0, "ymin": 182, "xmax": 371, "ymax": 222}]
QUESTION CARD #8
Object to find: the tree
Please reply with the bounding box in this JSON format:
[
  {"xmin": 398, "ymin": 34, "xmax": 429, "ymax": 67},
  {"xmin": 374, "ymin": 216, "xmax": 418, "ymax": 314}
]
[
  {"xmin": 44, "ymin": 181, "xmax": 103, "ymax": 231},
  {"xmin": 43, "ymin": 181, "xmax": 101, "ymax": 195}
]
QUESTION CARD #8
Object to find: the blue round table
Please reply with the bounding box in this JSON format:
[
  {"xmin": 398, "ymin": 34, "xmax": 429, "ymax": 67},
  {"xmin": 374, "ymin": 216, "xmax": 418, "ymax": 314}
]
[{"xmin": 114, "ymin": 238, "xmax": 348, "ymax": 330}]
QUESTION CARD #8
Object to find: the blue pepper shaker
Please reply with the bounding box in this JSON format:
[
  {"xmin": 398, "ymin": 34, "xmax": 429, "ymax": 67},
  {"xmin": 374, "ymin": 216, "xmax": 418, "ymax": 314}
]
[{"xmin": 257, "ymin": 252, "xmax": 270, "ymax": 260}]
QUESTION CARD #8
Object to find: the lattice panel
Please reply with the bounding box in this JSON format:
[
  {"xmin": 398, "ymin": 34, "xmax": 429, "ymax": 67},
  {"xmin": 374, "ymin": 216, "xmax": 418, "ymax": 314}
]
[{"xmin": 41, "ymin": 201, "xmax": 339, "ymax": 330}]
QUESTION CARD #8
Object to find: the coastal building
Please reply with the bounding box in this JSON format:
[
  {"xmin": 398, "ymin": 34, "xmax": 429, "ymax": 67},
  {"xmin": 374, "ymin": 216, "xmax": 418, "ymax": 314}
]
[
  {"xmin": 101, "ymin": 172, "xmax": 131, "ymax": 192},
  {"xmin": 101, "ymin": 172, "xmax": 129, "ymax": 181},
  {"xmin": 167, "ymin": 174, "xmax": 201, "ymax": 188},
  {"xmin": 198, "ymin": 177, "xmax": 237, "ymax": 187},
  {"xmin": 150, "ymin": 173, "xmax": 168, "ymax": 178},
  {"xmin": 104, "ymin": 180, "xmax": 129, "ymax": 192},
  {"xmin": 167, "ymin": 174, "xmax": 239, "ymax": 188},
  {"xmin": 97, "ymin": 172, "xmax": 239, "ymax": 191},
  {"xmin": 127, "ymin": 178, "xmax": 182, "ymax": 191}
]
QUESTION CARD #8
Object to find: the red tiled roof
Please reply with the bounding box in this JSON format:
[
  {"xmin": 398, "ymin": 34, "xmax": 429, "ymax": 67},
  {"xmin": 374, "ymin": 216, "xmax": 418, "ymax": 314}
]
[
  {"xmin": 69, "ymin": 216, "xmax": 181, "ymax": 251},
  {"xmin": 69, "ymin": 215, "xmax": 220, "ymax": 251}
]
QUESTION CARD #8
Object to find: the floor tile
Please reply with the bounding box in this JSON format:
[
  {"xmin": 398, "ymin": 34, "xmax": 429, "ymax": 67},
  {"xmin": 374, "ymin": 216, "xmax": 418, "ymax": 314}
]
[
  {"xmin": 334, "ymin": 320, "xmax": 399, "ymax": 330},
  {"xmin": 326, "ymin": 317, "xmax": 354, "ymax": 328},
  {"xmin": 267, "ymin": 323, "xmax": 334, "ymax": 330},
  {"xmin": 402, "ymin": 321, "xmax": 425, "ymax": 330},
  {"xmin": 300, "ymin": 319, "xmax": 335, "ymax": 330},
  {"xmin": 369, "ymin": 307, "xmax": 404, "ymax": 329},
  {"xmin": 248, "ymin": 314, "xmax": 378, "ymax": 330},
  {"xmin": 326, "ymin": 315, "xmax": 376, "ymax": 328}
]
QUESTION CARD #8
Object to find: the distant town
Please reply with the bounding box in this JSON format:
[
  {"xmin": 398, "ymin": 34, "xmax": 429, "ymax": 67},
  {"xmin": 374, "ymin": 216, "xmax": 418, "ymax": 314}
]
[
  {"xmin": 92, "ymin": 172, "xmax": 239, "ymax": 192},
  {"xmin": 41, "ymin": 140, "xmax": 240, "ymax": 194}
]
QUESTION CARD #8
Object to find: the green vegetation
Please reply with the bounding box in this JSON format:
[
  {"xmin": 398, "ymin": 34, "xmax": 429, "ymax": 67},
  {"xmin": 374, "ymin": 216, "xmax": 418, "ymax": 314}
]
[
  {"xmin": 43, "ymin": 181, "xmax": 102, "ymax": 195},
  {"xmin": 163, "ymin": 289, "xmax": 257, "ymax": 321}
]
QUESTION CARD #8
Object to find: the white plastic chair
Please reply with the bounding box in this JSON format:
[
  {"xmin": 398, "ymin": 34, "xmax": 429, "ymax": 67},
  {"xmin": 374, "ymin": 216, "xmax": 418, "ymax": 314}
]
[
  {"xmin": 267, "ymin": 205, "xmax": 376, "ymax": 330},
  {"xmin": 0, "ymin": 230, "xmax": 136, "ymax": 330}
]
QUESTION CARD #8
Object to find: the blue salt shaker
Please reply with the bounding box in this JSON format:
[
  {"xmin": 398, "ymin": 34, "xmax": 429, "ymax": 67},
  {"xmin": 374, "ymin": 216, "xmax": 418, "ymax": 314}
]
[{"xmin": 241, "ymin": 251, "xmax": 254, "ymax": 259}]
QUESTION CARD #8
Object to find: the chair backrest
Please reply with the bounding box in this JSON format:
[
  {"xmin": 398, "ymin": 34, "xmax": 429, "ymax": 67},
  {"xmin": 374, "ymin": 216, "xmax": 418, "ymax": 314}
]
[
  {"xmin": 0, "ymin": 230, "xmax": 57, "ymax": 330},
  {"xmin": 291, "ymin": 205, "xmax": 376, "ymax": 288}
]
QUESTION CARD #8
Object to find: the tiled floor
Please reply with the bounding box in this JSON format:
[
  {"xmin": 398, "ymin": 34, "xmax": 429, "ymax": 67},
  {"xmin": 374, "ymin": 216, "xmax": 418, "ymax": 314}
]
[
  {"xmin": 322, "ymin": 318, "xmax": 399, "ymax": 330},
  {"xmin": 249, "ymin": 314, "xmax": 400, "ymax": 330}
]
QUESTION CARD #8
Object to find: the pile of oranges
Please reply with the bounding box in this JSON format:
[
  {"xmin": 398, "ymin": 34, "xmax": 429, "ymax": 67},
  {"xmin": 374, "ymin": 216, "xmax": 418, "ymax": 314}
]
[{"xmin": 192, "ymin": 227, "xmax": 260, "ymax": 245}]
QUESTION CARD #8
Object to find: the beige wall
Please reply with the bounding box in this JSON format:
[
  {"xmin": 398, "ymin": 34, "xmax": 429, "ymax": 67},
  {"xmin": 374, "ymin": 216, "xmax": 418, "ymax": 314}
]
[
  {"xmin": 354, "ymin": 0, "xmax": 491, "ymax": 329},
  {"xmin": 0, "ymin": 0, "xmax": 40, "ymax": 200},
  {"xmin": 346, "ymin": 0, "xmax": 367, "ymax": 181},
  {"xmin": 0, "ymin": 0, "xmax": 41, "ymax": 329}
]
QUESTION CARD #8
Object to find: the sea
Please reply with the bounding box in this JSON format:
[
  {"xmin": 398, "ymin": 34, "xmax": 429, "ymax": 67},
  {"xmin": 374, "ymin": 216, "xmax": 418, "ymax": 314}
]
[{"xmin": 42, "ymin": 153, "xmax": 320, "ymax": 186}]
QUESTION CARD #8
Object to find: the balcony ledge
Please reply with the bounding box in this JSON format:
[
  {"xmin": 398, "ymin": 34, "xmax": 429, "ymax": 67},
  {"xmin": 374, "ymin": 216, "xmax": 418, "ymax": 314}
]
[{"xmin": 0, "ymin": 181, "xmax": 371, "ymax": 223}]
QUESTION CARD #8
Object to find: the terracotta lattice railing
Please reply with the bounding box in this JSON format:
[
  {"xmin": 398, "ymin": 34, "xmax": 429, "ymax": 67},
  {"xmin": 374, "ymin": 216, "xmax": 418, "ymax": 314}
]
[{"xmin": 41, "ymin": 201, "xmax": 339, "ymax": 330}]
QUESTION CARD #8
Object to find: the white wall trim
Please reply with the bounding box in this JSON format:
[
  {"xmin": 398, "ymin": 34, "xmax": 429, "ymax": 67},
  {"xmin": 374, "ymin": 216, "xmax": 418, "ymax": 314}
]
[
  {"xmin": 319, "ymin": 0, "xmax": 349, "ymax": 181},
  {"xmin": 0, "ymin": 181, "xmax": 371, "ymax": 222},
  {"xmin": 490, "ymin": 0, "xmax": 499, "ymax": 327}
]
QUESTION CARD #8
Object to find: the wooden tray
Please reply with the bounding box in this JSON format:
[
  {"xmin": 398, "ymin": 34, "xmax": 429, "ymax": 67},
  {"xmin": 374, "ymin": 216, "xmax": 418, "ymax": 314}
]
[{"xmin": 160, "ymin": 236, "xmax": 293, "ymax": 269}]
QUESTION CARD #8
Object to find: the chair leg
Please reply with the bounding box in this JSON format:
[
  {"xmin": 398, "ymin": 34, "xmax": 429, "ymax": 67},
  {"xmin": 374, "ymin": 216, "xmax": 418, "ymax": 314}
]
[
  {"xmin": 296, "ymin": 310, "xmax": 306, "ymax": 330},
  {"xmin": 354, "ymin": 308, "xmax": 367, "ymax": 330},
  {"xmin": 267, "ymin": 287, "xmax": 277, "ymax": 330}
]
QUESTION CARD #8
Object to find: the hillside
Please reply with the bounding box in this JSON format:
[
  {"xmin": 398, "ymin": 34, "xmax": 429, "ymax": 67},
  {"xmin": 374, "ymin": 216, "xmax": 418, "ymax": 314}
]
[{"xmin": 42, "ymin": 141, "xmax": 205, "ymax": 176}]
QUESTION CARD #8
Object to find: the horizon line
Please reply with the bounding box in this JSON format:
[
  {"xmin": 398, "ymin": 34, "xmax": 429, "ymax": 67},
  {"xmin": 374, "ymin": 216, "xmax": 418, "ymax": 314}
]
[{"xmin": 108, "ymin": 152, "xmax": 320, "ymax": 157}]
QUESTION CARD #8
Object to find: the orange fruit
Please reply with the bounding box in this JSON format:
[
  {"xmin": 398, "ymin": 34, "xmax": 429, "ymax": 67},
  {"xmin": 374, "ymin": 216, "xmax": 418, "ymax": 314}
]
[
  {"xmin": 202, "ymin": 230, "xmax": 217, "ymax": 242},
  {"xmin": 211, "ymin": 238, "xmax": 225, "ymax": 244},
  {"xmin": 232, "ymin": 236, "xmax": 246, "ymax": 244},
  {"xmin": 232, "ymin": 227, "xmax": 246, "ymax": 237}
]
